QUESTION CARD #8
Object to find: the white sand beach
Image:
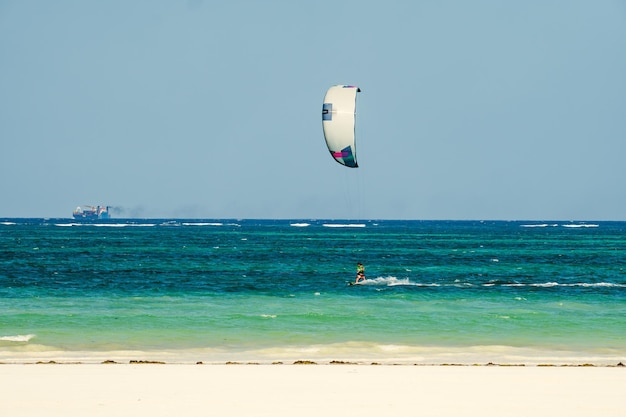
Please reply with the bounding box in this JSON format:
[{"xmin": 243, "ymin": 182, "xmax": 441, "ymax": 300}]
[{"xmin": 1, "ymin": 364, "xmax": 623, "ymax": 417}]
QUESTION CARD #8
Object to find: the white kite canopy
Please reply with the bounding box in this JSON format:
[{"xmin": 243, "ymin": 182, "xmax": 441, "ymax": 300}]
[{"xmin": 322, "ymin": 85, "xmax": 361, "ymax": 168}]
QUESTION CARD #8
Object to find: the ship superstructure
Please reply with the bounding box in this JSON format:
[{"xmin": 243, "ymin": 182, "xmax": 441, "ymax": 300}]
[{"xmin": 72, "ymin": 205, "xmax": 110, "ymax": 220}]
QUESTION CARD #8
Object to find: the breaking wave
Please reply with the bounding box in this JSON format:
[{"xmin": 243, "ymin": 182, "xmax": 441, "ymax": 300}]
[
  {"xmin": 181, "ymin": 222, "xmax": 224, "ymax": 226},
  {"xmin": 323, "ymin": 223, "xmax": 366, "ymax": 228},
  {"xmin": 0, "ymin": 334, "xmax": 36, "ymax": 342},
  {"xmin": 520, "ymin": 223, "xmax": 599, "ymax": 228}
]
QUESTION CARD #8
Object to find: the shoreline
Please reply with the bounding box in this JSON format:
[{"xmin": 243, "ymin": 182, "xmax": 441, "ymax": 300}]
[
  {"xmin": 1, "ymin": 352, "xmax": 624, "ymax": 367},
  {"xmin": 2, "ymin": 360, "xmax": 625, "ymax": 367},
  {"xmin": 1, "ymin": 344, "xmax": 624, "ymax": 367}
]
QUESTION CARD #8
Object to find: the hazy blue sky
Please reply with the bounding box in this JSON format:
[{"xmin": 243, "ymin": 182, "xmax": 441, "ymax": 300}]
[{"xmin": 1, "ymin": 1, "xmax": 625, "ymax": 220}]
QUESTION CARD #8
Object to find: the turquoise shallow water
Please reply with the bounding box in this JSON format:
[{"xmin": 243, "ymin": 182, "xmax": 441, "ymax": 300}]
[{"xmin": 1, "ymin": 219, "xmax": 624, "ymax": 364}]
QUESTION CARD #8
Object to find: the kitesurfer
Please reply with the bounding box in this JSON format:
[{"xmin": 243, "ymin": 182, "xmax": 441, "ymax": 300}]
[{"xmin": 356, "ymin": 262, "xmax": 365, "ymax": 283}]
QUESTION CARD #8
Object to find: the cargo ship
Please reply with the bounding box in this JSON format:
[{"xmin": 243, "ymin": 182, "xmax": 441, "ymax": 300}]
[{"xmin": 72, "ymin": 205, "xmax": 111, "ymax": 220}]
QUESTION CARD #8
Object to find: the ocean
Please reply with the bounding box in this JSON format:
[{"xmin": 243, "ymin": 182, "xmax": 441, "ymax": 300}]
[{"xmin": 1, "ymin": 219, "xmax": 624, "ymax": 365}]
